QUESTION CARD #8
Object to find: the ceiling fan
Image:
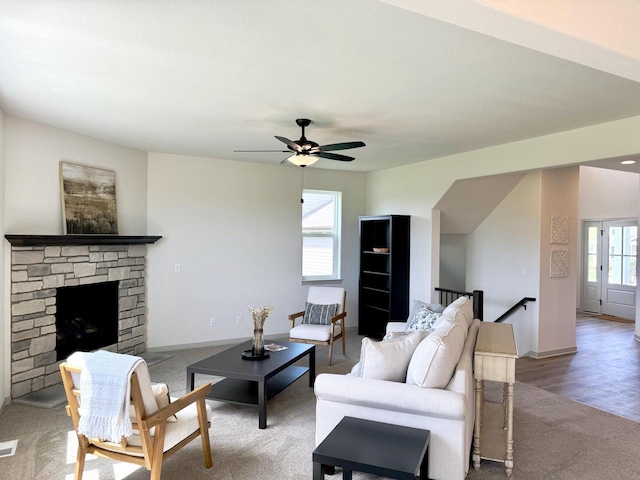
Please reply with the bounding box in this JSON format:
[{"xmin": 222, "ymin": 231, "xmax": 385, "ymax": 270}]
[{"xmin": 234, "ymin": 118, "xmax": 366, "ymax": 167}]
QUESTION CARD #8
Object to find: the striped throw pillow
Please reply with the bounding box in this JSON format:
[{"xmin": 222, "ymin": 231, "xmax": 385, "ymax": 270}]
[{"xmin": 302, "ymin": 302, "xmax": 338, "ymax": 325}]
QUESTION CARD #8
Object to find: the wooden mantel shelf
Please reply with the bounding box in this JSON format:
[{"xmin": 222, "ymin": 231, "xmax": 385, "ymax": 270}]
[{"xmin": 5, "ymin": 234, "xmax": 162, "ymax": 247}]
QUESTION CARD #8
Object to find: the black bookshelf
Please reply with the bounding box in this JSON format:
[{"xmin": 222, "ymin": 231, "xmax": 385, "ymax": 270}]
[{"xmin": 358, "ymin": 215, "xmax": 410, "ymax": 338}]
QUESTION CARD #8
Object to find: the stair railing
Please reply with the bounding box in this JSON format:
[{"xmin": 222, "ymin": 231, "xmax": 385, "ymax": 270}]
[
  {"xmin": 494, "ymin": 297, "xmax": 536, "ymax": 323},
  {"xmin": 435, "ymin": 287, "xmax": 484, "ymax": 321},
  {"xmin": 434, "ymin": 287, "xmax": 535, "ymax": 323}
]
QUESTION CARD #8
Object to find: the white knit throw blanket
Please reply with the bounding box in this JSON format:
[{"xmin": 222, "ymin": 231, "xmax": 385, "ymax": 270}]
[{"xmin": 77, "ymin": 350, "xmax": 144, "ymax": 443}]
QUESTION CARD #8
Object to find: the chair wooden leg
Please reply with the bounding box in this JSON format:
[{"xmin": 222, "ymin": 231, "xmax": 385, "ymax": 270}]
[
  {"xmin": 341, "ymin": 324, "xmax": 346, "ymax": 355},
  {"xmin": 197, "ymin": 399, "xmax": 213, "ymax": 468},
  {"xmin": 328, "ymin": 338, "xmax": 334, "ymax": 366},
  {"xmin": 150, "ymin": 423, "xmax": 166, "ymax": 480},
  {"xmin": 74, "ymin": 439, "xmax": 87, "ymax": 480}
]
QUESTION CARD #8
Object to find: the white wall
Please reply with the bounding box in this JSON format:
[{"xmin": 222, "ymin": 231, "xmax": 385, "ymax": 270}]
[
  {"xmin": 440, "ymin": 234, "xmax": 467, "ymax": 291},
  {"xmin": 538, "ymin": 166, "xmax": 579, "ymax": 355},
  {"xmin": 146, "ymin": 153, "xmax": 366, "ymax": 349},
  {"xmin": 0, "ymin": 108, "xmax": 6, "ymax": 409},
  {"xmin": 367, "ymin": 115, "xmax": 640, "ymax": 306},
  {"xmin": 466, "ymin": 172, "xmax": 541, "ymax": 356},
  {"xmin": 578, "ymin": 166, "xmax": 639, "ymax": 221},
  {"xmin": 4, "ymin": 116, "xmax": 148, "ymax": 234},
  {"xmin": 2, "ymin": 116, "xmax": 148, "ymax": 403},
  {"xmin": 367, "ymin": 117, "xmax": 640, "ymax": 357}
]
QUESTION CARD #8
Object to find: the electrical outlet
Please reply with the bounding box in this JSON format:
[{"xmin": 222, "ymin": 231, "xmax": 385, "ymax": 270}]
[
  {"xmin": 236, "ymin": 315, "xmax": 243, "ymax": 324},
  {"xmin": 209, "ymin": 317, "xmax": 216, "ymax": 327},
  {"xmin": 174, "ymin": 263, "xmax": 182, "ymax": 273}
]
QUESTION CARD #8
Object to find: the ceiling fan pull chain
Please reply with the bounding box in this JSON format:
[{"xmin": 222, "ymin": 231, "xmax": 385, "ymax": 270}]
[{"xmin": 300, "ymin": 167, "xmax": 304, "ymax": 203}]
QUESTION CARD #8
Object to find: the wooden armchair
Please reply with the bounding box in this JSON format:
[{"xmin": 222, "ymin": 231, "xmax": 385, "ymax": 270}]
[
  {"xmin": 289, "ymin": 287, "xmax": 347, "ymax": 366},
  {"xmin": 60, "ymin": 352, "xmax": 212, "ymax": 480}
]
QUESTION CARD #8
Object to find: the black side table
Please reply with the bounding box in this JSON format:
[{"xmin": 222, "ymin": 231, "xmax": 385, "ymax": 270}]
[{"xmin": 313, "ymin": 416, "xmax": 430, "ymax": 480}]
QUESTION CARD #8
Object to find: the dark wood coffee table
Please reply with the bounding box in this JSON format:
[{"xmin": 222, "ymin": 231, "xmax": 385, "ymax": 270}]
[
  {"xmin": 313, "ymin": 417, "xmax": 430, "ymax": 479},
  {"xmin": 186, "ymin": 340, "xmax": 315, "ymax": 429}
]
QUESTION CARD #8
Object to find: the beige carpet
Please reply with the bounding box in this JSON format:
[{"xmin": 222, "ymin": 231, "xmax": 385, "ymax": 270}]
[{"xmin": 1, "ymin": 335, "xmax": 640, "ymax": 479}]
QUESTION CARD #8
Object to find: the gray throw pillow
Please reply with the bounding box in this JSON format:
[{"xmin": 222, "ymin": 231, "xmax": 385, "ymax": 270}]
[
  {"xmin": 406, "ymin": 306, "xmax": 441, "ymax": 332},
  {"xmin": 302, "ymin": 302, "xmax": 338, "ymax": 325}
]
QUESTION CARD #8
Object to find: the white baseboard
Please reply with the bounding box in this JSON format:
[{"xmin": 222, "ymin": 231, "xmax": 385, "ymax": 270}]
[
  {"xmin": 522, "ymin": 346, "xmax": 578, "ymax": 359},
  {"xmin": 0, "ymin": 395, "xmax": 10, "ymax": 416},
  {"xmin": 146, "ymin": 326, "xmax": 359, "ymax": 353}
]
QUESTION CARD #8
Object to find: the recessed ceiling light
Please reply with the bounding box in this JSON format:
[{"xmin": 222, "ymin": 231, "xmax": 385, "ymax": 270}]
[{"xmin": 621, "ymin": 160, "xmax": 636, "ymax": 165}]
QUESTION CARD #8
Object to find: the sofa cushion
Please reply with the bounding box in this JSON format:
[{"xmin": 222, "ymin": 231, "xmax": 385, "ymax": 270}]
[
  {"xmin": 355, "ymin": 332, "xmax": 425, "ymax": 382},
  {"xmin": 406, "ymin": 320, "xmax": 466, "ymax": 388},
  {"xmin": 303, "ymin": 302, "xmax": 338, "ymax": 325},
  {"xmin": 442, "ymin": 296, "xmax": 474, "ymax": 329}
]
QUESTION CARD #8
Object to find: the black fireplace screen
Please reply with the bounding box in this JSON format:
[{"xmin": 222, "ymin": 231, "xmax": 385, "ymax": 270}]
[{"xmin": 55, "ymin": 281, "xmax": 119, "ymax": 360}]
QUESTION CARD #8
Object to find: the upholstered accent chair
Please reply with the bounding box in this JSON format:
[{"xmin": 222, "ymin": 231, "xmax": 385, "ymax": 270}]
[
  {"xmin": 60, "ymin": 352, "xmax": 212, "ymax": 480},
  {"xmin": 289, "ymin": 286, "xmax": 347, "ymax": 366}
]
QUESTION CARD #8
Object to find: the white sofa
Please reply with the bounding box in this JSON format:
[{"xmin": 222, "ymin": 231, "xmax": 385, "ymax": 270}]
[{"xmin": 314, "ymin": 297, "xmax": 479, "ymax": 480}]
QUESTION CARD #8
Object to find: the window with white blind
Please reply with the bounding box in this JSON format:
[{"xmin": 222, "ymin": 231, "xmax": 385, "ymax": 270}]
[{"xmin": 302, "ymin": 190, "xmax": 341, "ymax": 281}]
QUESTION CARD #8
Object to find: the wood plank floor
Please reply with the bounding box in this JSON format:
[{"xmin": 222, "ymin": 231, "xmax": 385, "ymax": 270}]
[{"xmin": 516, "ymin": 314, "xmax": 640, "ymax": 422}]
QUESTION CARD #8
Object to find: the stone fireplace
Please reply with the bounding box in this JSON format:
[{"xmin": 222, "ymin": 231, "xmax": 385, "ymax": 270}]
[{"xmin": 7, "ymin": 235, "xmax": 160, "ymax": 399}]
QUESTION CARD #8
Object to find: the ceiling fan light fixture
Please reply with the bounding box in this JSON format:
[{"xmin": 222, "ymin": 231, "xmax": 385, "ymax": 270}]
[
  {"xmin": 238, "ymin": 119, "xmax": 365, "ymax": 165},
  {"xmin": 288, "ymin": 155, "xmax": 318, "ymax": 167}
]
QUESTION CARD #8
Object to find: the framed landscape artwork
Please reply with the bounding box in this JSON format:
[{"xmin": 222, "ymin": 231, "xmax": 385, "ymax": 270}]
[{"xmin": 60, "ymin": 162, "xmax": 118, "ymax": 234}]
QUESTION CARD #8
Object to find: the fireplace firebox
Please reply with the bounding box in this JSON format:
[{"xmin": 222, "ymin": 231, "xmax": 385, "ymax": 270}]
[{"xmin": 55, "ymin": 281, "xmax": 119, "ymax": 360}]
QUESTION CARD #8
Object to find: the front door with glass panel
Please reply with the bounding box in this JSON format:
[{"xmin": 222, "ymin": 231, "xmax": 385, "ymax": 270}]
[{"xmin": 582, "ymin": 220, "xmax": 637, "ymax": 319}]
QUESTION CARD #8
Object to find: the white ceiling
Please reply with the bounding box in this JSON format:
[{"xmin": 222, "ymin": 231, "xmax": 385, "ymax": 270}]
[{"xmin": 2, "ymin": 1, "xmax": 640, "ymax": 173}]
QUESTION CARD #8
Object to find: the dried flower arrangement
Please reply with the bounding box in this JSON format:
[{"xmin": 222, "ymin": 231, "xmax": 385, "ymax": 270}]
[
  {"xmin": 247, "ymin": 305, "xmax": 273, "ymax": 329},
  {"xmin": 246, "ymin": 305, "xmax": 273, "ymax": 356}
]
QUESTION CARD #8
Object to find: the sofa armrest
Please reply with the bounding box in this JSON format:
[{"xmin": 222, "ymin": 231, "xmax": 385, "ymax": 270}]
[
  {"xmin": 315, "ymin": 373, "xmax": 465, "ymax": 420},
  {"xmin": 385, "ymin": 322, "xmax": 407, "ymax": 334}
]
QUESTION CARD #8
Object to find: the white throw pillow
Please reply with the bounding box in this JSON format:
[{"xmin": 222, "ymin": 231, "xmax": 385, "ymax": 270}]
[
  {"xmin": 356, "ymin": 332, "xmax": 425, "ymax": 382},
  {"xmin": 432, "ymin": 310, "xmax": 468, "ymax": 339},
  {"xmin": 383, "ymin": 330, "xmax": 432, "ymax": 342},
  {"xmin": 406, "ymin": 321, "xmax": 466, "ymax": 388},
  {"xmin": 130, "ymin": 382, "xmax": 177, "ymax": 423},
  {"xmin": 442, "ymin": 296, "xmax": 474, "ymax": 329}
]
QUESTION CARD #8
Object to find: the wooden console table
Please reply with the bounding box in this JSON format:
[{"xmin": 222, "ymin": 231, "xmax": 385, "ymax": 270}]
[{"xmin": 473, "ymin": 322, "xmax": 518, "ymax": 477}]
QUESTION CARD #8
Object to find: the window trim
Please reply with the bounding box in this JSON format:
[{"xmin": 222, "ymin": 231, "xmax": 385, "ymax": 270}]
[{"xmin": 302, "ymin": 189, "xmax": 342, "ymax": 282}]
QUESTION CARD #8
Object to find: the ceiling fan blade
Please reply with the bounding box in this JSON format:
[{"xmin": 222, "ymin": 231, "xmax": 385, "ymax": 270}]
[
  {"xmin": 234, "ymin": 150, "xmax": 290, "ymax": 152},
  {"xmin": 275, "ymin": 136, "xmax": 303, "ymax": 152},
  {"xmin": 313, "ymin": 152, "xmax": 355, "ymax": 162},
  {"xmin": 318, "ymin": 141, "xmax": 366, "ymax": 152}
]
